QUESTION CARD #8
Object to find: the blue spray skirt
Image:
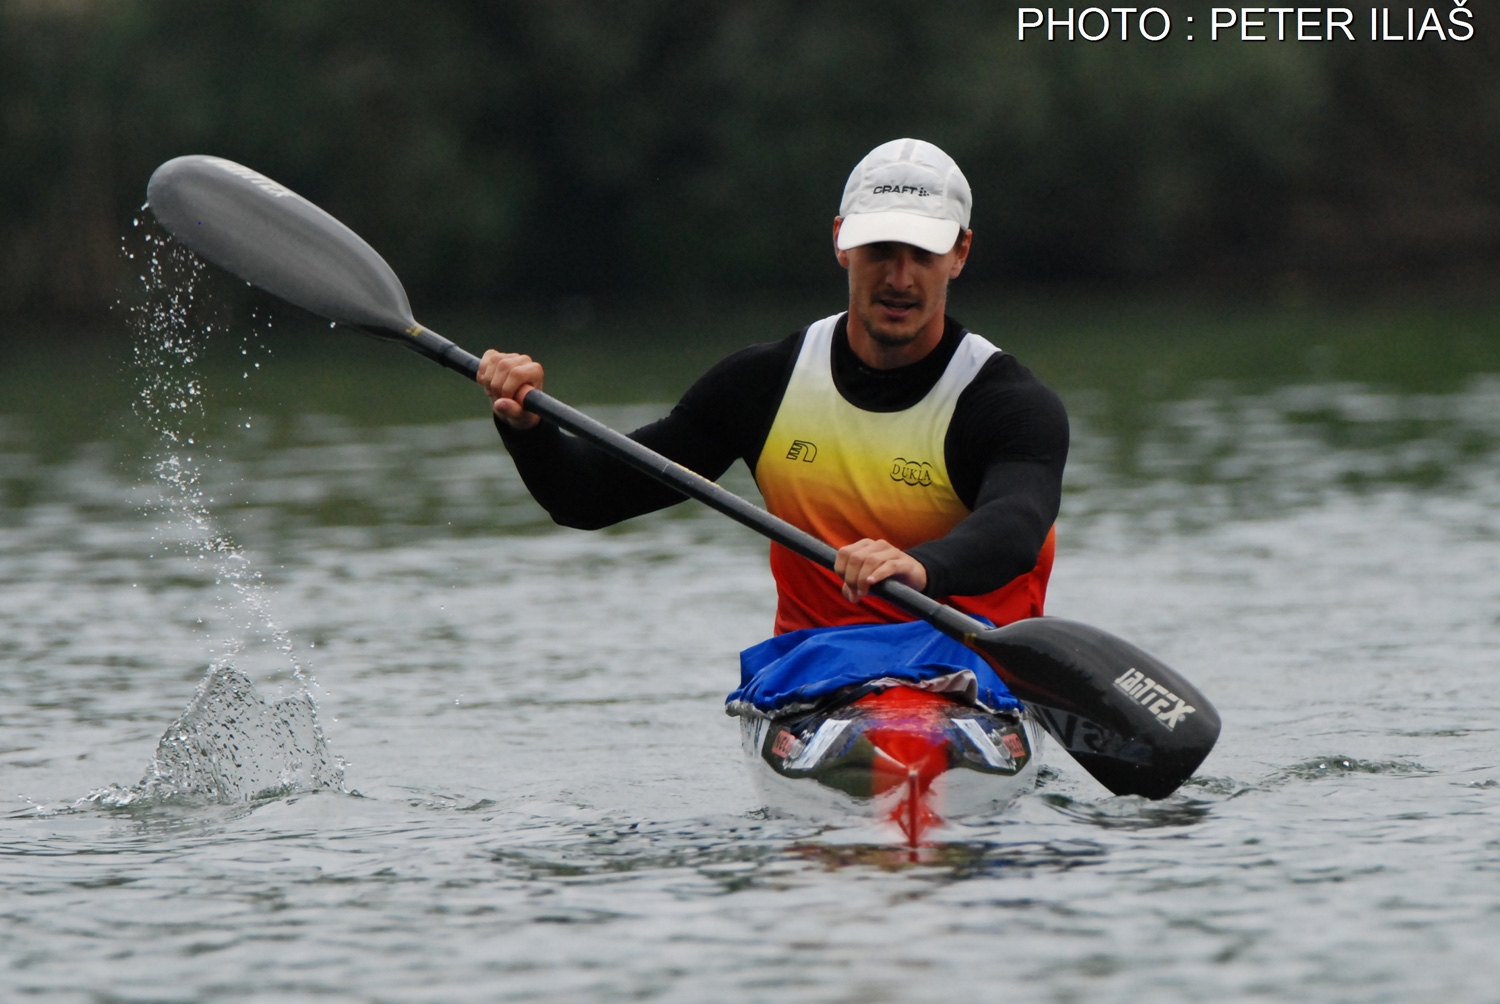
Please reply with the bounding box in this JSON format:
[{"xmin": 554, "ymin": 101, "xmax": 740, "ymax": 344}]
[{"xmin": 726, "ymin": 620, "xmax": 1021, "ymax": 719}]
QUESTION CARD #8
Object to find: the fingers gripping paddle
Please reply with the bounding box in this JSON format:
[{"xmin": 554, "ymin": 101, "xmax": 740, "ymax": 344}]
[{"xmin": 146, "ymin": 155, "xmax": 1221, "ymax": 800}]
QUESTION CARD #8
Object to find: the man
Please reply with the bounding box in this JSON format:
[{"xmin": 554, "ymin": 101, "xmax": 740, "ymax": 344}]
[{"xmin": 477, "ymin": 139, "xmax": 1067, "ymax": 664}]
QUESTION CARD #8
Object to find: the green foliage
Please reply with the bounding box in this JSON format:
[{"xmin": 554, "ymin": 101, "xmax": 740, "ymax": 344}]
[{"xmin": 1, "ymin": 0, "xmax": 1497, "ymax": 319}]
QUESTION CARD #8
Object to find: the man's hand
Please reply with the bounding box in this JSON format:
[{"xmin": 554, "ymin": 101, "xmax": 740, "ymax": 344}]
[
  {"xmin": 477, "ymin": 350, "xmax": 544, "ymax": 430},
  {"xmin": 834, "ymin": 538, "xmax": 928, "ymax": 602}
]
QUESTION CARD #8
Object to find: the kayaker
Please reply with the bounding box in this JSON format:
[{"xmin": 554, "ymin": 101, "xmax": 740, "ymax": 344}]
[{"xmin": 478, "ymin": 138, "xmax": 1067, "ymax": 662}]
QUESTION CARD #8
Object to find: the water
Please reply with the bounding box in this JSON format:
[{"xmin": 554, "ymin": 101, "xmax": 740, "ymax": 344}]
[{"xmin": 3, "ymin": 293, "xmax": 1500, "ymax": 1001}]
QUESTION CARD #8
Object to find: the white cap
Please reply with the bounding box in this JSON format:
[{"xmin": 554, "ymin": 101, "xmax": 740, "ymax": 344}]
[{"xmin": 836, "ymin": 138, "xmax": 971, "ymax": 254}]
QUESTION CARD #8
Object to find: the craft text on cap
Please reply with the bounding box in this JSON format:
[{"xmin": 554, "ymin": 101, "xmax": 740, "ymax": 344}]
[{"xmin": 836, "ymin": 139, "xmax": 972, "ymax": 255}]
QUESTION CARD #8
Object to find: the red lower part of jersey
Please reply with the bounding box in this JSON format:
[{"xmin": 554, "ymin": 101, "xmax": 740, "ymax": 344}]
[{"xmin": 770, "ymin": 526, "xmax": 1055, "ymax": 635}]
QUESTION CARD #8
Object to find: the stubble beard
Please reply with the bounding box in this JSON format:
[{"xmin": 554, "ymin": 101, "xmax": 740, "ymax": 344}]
[
  {"xmin": 865, "ymin": 324, "xmax": 921, "ymax": 348},
  {"xmin": 858, "ymin": 278, "xmax": 949, "ymax": 348}
]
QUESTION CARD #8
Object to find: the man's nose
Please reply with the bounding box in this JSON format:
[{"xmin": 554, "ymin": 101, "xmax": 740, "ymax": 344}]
[{"xmin": 885, "ymin": 250, "xmax": 917, "ymax": 289}]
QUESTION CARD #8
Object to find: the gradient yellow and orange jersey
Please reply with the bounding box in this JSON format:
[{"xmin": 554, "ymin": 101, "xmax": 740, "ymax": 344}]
[{"xmin": 756, "ymin": 313, "xmax": 1054, "ymax": 634}]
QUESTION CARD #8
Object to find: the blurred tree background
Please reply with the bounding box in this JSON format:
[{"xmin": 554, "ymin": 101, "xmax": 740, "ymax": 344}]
[{"xmin": 2, "ymin": 0, "xmax": 1497, "ymax": 323}]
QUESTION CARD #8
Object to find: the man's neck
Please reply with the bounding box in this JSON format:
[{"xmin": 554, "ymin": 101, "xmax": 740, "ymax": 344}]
[{"xmin": 844, "ymin": 304, "xmax": 948, "ymax": 370}]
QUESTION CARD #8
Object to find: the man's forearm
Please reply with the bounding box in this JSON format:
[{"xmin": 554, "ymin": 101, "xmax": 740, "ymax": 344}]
[
  {"xmin": 907, "ymin": 461, "xmax": 1059, "ymax": 597},
  {"xmin": 496, "ymin": 407, "xmax": 739, "ymax": 529}
]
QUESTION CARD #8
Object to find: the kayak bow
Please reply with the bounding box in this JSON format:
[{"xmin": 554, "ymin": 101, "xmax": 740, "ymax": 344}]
[{"xmin": 740, "ymin": 686, "xmax": 1039, "ymax": 845}]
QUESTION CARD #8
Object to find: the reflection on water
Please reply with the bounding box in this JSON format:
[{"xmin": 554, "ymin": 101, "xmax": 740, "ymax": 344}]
[
  {"xmin": 1037, "ymin": 791, "xmax": 1216, "ymax": 830},
  {"xmin": 786, "ymin": 837, "xmax": 1108, "ymax": 874},
  {"xmin": 3, "ymin": 301, "xmax": 1500, "ymax": 1001}
]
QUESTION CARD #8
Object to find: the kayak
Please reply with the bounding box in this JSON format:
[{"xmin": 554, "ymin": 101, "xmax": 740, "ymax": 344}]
[{"xmin": 737, "ymin": 684, "xmax": 1041, "ymax": 845}]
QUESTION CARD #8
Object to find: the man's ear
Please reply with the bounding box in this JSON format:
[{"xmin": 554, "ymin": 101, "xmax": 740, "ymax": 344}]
[
  {"xmin": 950, "ymin": 228, "xmax": 972, "ymax": 277},
  {"xmin": 832, "ymin": 216, "xmax": 850, "ymax": 269}
]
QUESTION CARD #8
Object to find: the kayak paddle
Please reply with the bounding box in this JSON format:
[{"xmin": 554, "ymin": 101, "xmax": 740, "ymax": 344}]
[{"xmin": 145, "ymin": 155, "xmax": 1221, "ymax": 800}]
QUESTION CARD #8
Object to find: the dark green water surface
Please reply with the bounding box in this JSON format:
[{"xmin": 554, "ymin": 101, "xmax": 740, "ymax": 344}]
[{"xmin": 3, "ymin": 291, "xmax": 1499, "ymax": 1002}]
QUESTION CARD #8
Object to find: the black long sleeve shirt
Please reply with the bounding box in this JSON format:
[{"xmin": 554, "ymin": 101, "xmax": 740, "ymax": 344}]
[{"xmin": 497, "ymin": 314, "xmax": 1069, "ymax": 598}]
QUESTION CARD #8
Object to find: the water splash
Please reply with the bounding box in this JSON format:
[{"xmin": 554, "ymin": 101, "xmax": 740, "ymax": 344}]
[
  {"xmin": 95, "ymin": 219, "xmax": 344, "ymax": 805},
  {"xmin": 90, "ymin": 665, "xmax": 339, "ymax": 806}
]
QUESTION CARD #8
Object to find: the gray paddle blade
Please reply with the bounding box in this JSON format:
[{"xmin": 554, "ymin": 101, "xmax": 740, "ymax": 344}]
[{"xmin": 146, "ymin": 155, "xmax": 415, "ymax": 335}]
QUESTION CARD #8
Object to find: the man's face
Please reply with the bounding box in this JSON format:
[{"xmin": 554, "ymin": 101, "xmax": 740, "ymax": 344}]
[{"xmin": 835, "ymin": 223, "xmax": 971, "ymax": 349}]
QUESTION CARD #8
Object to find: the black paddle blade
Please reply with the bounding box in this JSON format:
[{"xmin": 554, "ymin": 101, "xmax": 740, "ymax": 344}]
[
  {"xmin": 146, "ymin": 155, "xmax": 416, "ymax": 336},
  {"xmin": 970, "ymin": 618, "xmax": 1220, "ymax": 799}
]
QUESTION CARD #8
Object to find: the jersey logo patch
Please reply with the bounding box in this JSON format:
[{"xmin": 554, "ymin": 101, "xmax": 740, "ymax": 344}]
[
  {"xmin": 890, "ymin": 458, "xmax": 935, "ymax": 487},
  {"xmin": 786, "ymin": 440, "xmax": 818, "ymax": 462}
]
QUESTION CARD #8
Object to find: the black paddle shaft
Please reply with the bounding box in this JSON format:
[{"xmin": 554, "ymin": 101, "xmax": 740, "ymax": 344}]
[
  {"xmin": 145, "ymin": 154, "xmax": 1220, "ymax": 798},
  {"xmin": 520, "ymin": 388, "xmax": 986, "ymax": 642}
]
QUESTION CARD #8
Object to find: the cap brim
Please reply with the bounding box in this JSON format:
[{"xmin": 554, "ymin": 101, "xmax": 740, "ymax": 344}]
[{"xmin": 836, "ymin": 212, "xmax": 961, "ymax": 254}]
